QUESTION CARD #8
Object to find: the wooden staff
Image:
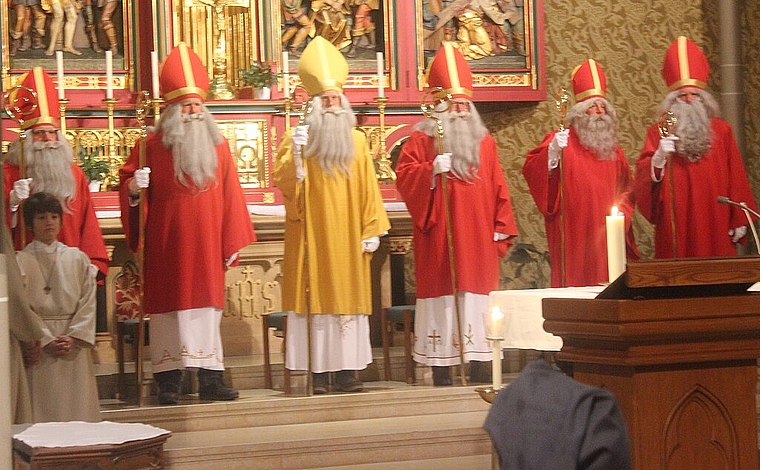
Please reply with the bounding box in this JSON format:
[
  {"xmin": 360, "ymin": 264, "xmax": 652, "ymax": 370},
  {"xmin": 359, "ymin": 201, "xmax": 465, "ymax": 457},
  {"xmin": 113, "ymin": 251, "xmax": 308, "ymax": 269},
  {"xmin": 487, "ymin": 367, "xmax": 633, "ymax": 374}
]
[
  {"xmin": 657, "ymin": 111, "xmax": 678, "ymax": 258},
  {"xmin": 134, "ymin": 90, "xmax": 151, "ymax": 406},
  {"xmin": 420, "ymin": 88, "xmax": 466, "ymax": 386},
  {"xmin": 554, "ymin": 87, "xmax": 569, "ymax": 287},
  {"xmin": 292, "ymin": 87, "xmax": 315, "ymax": 395},
  {"xmin": 3, "ymin": 85, "xmax": 38, "ymax": 247}
]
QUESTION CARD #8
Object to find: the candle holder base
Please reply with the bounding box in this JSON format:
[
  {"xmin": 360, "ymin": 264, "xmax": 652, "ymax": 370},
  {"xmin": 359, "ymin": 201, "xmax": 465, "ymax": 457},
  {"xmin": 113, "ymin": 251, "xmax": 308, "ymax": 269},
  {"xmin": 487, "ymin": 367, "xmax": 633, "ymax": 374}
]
[{"xmin": 475, "ymin": 386, "xmax": 504, "ymax": 404}]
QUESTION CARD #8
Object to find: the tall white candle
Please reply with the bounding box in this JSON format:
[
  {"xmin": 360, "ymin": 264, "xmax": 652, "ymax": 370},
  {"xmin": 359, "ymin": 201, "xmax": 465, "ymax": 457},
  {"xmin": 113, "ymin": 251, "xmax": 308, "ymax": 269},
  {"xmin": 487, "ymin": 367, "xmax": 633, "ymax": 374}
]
[
  {"xmin": 105, "ymin": 50, "xmax": 113, "ymax": 99},
  {"xmin": 376, "ymin": 51, "xmax": 384, "ymax": 97},
  {"xmin": 151, "ymin": 51, "xmax": 160, "ymax": 99},
  {"xmin": 606, "ymin": 206, "xmax": 626, "ymax": 282},
  {"xmin": 282, "ymin": 51, "xmax": 290, "ymax": 99},
  {"xmin": 55, "ymin": 51, "xmax": 65, "ymax": 100},
  {"xmin": 489, "ymin": 306, "xmax": 503, "ymax": 389},
  {"xmin": 492, "ymin": 339, "xmax": 502, "ymax": 390}
]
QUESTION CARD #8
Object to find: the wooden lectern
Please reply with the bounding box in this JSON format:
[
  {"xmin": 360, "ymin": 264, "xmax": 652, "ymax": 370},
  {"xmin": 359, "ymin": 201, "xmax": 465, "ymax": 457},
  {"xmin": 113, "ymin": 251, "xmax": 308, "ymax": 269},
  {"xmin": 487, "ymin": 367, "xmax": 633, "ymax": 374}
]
[{"xmin": 542, "ymin": 257, "xmax": 760, "ymax": 470}]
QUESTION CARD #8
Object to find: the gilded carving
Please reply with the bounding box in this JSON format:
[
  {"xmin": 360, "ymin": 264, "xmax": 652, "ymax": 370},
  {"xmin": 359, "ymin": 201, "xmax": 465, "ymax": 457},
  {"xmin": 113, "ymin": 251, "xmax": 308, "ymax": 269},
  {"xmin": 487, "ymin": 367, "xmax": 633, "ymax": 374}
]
[{"xmin": 26, "ymin": 120, "xmax": 271, "ymax": 191}]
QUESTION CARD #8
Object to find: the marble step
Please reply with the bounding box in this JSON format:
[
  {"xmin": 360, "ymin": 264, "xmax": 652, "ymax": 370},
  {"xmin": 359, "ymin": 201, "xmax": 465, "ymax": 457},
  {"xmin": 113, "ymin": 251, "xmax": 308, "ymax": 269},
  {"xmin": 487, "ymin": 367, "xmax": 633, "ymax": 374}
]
[
  {"xmin": 161, "ymin": 411, "xmax": 492, "ymax": 470},
  {"xmin": 102, "ymin": 382, "xmax": 495, "ymax": 434}
]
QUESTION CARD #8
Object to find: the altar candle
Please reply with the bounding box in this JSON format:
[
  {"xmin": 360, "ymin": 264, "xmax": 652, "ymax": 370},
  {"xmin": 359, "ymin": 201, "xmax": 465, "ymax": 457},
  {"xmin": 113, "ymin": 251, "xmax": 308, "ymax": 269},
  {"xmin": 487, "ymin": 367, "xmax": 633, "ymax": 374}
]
[
  {"xmin": 376, "ymin": 51, "xmax": 384, "ymax": 97},
  {"xmin": 490, "ymin": 306, "xmax": 504, "ymax": 389},
  {"xmin": 492, "ymin": 339, "xmax": 502, "ymax": 390},
  {"xmin": 282, "ymin": 51, "xmax": 290, "ymax": 99},
  {"xmin": 606, "ymin": 206, "xmax": 626, "ymax": 282},
  {"xmin": 55, "ymin": 51, "xmax": 65, "ymax": 100},
  {"xmin": 151, "ymin": 51, "xmax": 160, "ymax": 99},
  {"xmin": 105, "ymin": 50, "xmax": 113, "ymax": 99}
]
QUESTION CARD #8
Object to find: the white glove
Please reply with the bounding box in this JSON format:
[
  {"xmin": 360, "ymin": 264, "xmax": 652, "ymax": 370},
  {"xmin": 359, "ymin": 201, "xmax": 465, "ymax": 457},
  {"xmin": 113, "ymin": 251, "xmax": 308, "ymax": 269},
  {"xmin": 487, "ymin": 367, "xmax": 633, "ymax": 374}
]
[
  {"xmin": 292, "ymin": 125, "xmax": 310, "ymax": 146},
  {"xmin": 652, "ymin": 136, "xmax": 678, "ymax": 169},
  {"xmin": 548, "ymin": 129, "xmax": 569, "ymax": 170},
  {"xmin": 295, "ymin": 157, "xmax": 307, "ymax": 183},
  {"xmin": 433, "ymin": 153, "xmax": 452, "ymax": 175},
  {"xmin": 129, "ymin": 167, "xmax": 151, "ymax": 194},
  {"xmin": 729, "ymin": 226, "xmax": 748, "ymax": 243},
  {"xmin": 493, "ymin": 232, "xmax": 510, "ymax": 242},
  {"xmin": 362, "ymin": 236, "xmax": 380, "ymax": 253},
  {"xmin": 9, "ymin": 178, "xmax": 33, "ymax": 209}
]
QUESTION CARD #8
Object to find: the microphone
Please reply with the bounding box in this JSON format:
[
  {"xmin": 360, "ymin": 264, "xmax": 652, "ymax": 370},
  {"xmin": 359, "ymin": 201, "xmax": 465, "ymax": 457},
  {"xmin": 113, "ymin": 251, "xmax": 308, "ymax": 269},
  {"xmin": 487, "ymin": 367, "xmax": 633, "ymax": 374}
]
[{"xmin": 717, "ymin": 196, "xmax": 760, "ymax": 219}]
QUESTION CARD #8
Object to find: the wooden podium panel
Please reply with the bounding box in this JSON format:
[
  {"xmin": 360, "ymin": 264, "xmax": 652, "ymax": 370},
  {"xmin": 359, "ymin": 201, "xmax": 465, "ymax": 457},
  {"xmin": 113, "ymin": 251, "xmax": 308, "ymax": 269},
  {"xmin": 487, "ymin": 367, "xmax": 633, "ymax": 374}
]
[
  {"xmin": 12, "ymin": 422, "xmax": 171, "ymax": 470},
  {"xmin": 542, "ymin": 258, "xmax": 760, "ymax": 470},
  {"xmin": 13, "ymin": 434, "xmax": 169, "ymax": 470}
]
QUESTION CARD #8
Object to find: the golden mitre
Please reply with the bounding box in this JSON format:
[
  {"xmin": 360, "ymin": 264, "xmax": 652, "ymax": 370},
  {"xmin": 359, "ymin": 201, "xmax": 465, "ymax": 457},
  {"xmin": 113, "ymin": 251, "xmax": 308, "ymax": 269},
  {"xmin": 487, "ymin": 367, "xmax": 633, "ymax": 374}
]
[{"xmin": 298, "ymin": 36, "xmax": 349, "ymax": 96}]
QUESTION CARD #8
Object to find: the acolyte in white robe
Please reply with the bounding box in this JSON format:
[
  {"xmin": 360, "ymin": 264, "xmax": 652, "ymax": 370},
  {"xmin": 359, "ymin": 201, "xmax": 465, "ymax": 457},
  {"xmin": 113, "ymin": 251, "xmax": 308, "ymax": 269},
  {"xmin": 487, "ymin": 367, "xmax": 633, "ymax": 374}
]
[{"xmin": 17, "ymin": 240, "xmax": 101, "ymax": 423}]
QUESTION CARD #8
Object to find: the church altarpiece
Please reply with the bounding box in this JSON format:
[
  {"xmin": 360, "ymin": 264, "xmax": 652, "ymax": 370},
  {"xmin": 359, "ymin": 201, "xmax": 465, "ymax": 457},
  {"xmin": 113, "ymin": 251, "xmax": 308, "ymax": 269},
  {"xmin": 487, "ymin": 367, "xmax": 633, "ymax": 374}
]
[{"xmin": 1, "ymin": 0, "xmax": 545, "ymax": 375}]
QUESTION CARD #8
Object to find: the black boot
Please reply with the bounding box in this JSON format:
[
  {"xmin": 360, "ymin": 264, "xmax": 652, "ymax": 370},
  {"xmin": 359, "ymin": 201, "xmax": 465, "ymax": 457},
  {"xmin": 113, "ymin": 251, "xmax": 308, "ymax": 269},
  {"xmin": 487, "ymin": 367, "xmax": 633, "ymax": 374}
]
[
  {"xmin": 335, "ymin": 370, "xmax": 363, "ymax": 392},
  {"xmin": 154, "ymin": 369, "xmax": 182, "ymax": 405},
  {"xmin": 468, "ymin": 361, "xmax": 493, "ymax": 384},
  {"xmin": 312, "ymin": 372, "xmax": 328, "ymax": 395},
  {"xmin": 198, "ymin": 368, "xmax": 239, "ymax": 401},
  {"xmin": 432, "ymin": 366, "xmax": 452, "ymax": 386}
]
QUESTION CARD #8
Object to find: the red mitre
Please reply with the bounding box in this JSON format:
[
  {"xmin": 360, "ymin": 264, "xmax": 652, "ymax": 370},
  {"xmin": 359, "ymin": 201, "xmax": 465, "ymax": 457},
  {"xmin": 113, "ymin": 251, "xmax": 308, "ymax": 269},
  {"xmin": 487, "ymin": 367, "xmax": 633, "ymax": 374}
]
[
  {"xmin": 160, "ymin": 43, "xmax": 210, "ymax": 104},
  {"xmin": 425, "ymin": 42, "xmax": 473, "ymax": 102},
  {"xmin": 10, "ymin": 67, "xmax": 60, "ymax": 130},
  {"xmin": 571, "ymin": 59, "xmax": 606, "ymax": 103},
  {"xmin": 662, "ymin": 36, "xmax": 709, "ymax": 91}
]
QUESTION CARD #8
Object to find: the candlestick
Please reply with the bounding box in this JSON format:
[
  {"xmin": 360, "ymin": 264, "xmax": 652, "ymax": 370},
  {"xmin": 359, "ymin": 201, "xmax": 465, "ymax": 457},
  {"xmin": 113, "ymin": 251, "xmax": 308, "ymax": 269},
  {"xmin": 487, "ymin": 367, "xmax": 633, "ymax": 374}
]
[
  {"xmin": 376, "ymin": 51, "xmax": 384, "ymax": 98},
  {"xmin": 102, "ymin": 97, "xmax": 118, "ymax": 189},
  {"xmin": 282, "ymin": 51, "xmax": 290, "ymax": 99},
  {"xmin": 606, "ymin": 206, "xmax": 626, "ymax": 282},
  {"xmin": 373, "ymin": 96, "xmax": 395, "ymax": 182},
  {"xmin": 151, "ymin": 51, "xmax": 160, "ymax": 99},
  {"xmin": 56, "ymin": 51, "xmax": 65, "ymax": 100},
  {"xmin": 59, "ymin": 98, "xmax": 69, "ymax": 135},
  {"xmin": 105, "ymin": 50, "xmax": 113, "ymax": 99}
]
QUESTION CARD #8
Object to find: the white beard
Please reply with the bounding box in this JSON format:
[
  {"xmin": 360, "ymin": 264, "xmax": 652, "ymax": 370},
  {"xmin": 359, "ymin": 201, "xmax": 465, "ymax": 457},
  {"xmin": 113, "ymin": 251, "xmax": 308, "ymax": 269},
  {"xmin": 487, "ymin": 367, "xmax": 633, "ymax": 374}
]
[
  {"xmin": 157, "ymin": 103, "xmax": 222, "ymax": 190},
  {"xmin": 670, "ymin": 100, "xmax": 712, "ymax": 162},
  {"xmin": 566, "ymin": 99, "xmax": 618, "ymax": 160},
  {"xmin": 415, "ymin": 100, "xmax": 487, "ymax": 182},
  {"xmin": 5, "ymin": 130, "xmax": 76, "ymax": 210},
  {"xmin": 658, "ymin": 90, "xmax": 719, "ymax": 162},
  {"xmin": 303, "ymin": 95, "xmax": 357, "ymax": 177}
]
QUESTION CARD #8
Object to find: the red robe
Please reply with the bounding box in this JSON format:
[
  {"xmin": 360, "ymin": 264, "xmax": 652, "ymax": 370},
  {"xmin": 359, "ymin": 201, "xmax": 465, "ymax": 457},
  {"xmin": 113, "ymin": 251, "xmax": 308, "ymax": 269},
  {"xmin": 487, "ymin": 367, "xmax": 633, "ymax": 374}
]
[
  {"xmin": 396, "ymin": 131, "xmax": 517, "ymax": 298},
  {"xmin": 3, "ymin": 162, "xmax": 109, "ymax": 276},
  {"xmin": 634, "ymin": 118, "xmax": 758, "ymax": 258},
  {"xmin": 523, "ymin": 130, "xmax": 639, "ymax": 287},
  {"xmin": 118, "ymin": 133, "xmax": 256, "ymax": 314}
]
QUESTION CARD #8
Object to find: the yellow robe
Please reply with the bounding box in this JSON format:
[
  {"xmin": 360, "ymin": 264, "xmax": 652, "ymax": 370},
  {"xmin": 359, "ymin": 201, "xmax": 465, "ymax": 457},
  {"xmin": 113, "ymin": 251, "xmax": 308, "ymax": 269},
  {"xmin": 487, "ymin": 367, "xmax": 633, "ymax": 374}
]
[{"xmin": 274, "ymin": 129, "xmax": 390, "ymax": 315}]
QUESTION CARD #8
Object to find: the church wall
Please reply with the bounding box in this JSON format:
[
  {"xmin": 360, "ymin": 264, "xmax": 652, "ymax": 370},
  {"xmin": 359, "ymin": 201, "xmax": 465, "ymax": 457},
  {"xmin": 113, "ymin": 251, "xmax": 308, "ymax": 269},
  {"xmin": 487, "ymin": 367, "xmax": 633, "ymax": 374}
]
[{"xmin": 484, "ymin": 0, "xmax": 760, "ymax": 287}]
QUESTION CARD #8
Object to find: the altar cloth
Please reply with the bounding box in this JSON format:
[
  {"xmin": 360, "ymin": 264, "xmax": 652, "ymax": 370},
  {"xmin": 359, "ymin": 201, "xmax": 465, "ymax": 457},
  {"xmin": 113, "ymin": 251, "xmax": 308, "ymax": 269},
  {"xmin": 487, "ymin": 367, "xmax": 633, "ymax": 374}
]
[{"xmin": 488, "ymin": 286, "xmax": 604, "ymax": 351}]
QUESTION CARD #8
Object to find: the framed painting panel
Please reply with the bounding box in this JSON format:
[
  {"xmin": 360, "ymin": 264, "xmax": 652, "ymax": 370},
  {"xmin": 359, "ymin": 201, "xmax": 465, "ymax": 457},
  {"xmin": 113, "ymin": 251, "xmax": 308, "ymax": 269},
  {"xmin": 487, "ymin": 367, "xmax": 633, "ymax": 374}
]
[
  {"xmin": 2, "ymin": 0, "xmax": 133, "ymax": 95},
  {"xmin": 416, "ymin": 0, "xmax": 545, "ymax": 101},
  {"xmin": 276, "ymin": 0, "xmax": 394, "ymax": 98}
]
